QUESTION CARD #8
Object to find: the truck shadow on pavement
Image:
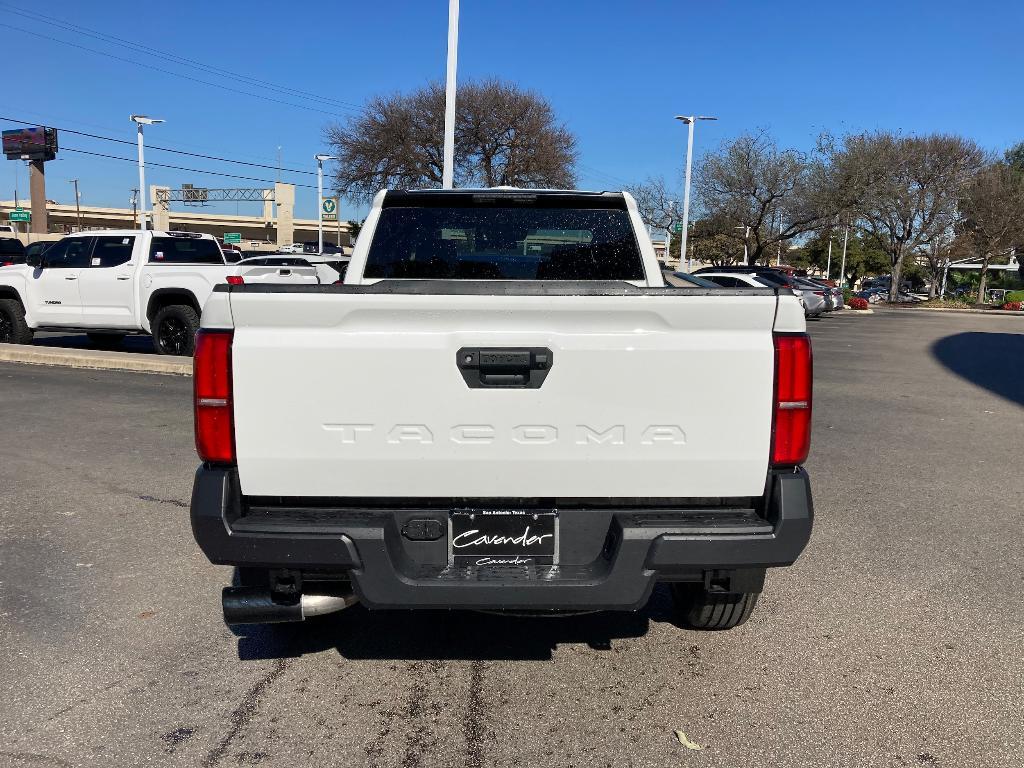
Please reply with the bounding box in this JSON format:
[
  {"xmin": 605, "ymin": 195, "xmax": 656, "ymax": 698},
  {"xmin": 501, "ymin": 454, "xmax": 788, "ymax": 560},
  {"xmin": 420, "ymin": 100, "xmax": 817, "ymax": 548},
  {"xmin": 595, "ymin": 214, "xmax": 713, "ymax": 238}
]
[
  {"xmin": 931, "ymin": 332, "xmax": 1024, "ymax": 407},
  {"xmin": 233, "ymin": 586, "xmax": 680, "ymax": 662}
]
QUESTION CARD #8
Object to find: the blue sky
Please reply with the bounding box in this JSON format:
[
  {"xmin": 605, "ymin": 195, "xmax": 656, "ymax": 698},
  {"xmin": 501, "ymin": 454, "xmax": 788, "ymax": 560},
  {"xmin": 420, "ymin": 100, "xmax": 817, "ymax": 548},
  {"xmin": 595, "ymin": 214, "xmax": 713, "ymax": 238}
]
[{"xmin": 2, "ymin": 0, "xmax": 1021, "ymax": 220}]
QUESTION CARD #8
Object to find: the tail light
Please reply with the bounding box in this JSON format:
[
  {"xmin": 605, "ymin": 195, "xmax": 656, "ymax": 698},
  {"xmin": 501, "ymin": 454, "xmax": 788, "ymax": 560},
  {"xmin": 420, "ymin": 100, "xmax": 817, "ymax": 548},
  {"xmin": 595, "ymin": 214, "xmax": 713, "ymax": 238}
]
[
  {"xmin": 226, "ymin": 275, "xmax": 244, "ymax": 285},
  {"xmin": 812, "ymin": 290, "xmax": 824, "ymax": 296},
  {"xmin": 771, "ymin": 333, "xmax": 812, "ymax": 467},
  {"xmin": 194, "ymin": 329, "xmax": 235, "ymax": 464}
]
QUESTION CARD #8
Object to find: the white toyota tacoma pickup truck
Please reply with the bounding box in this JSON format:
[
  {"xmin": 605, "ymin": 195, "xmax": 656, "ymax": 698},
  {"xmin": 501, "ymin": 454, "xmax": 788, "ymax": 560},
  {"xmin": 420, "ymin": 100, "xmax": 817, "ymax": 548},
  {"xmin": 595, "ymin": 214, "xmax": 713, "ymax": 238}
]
[
  {"xmin": 190, "ymin": 189, "xmax": 814, "ymax": 631},
  {"xmin": 0, "ymin": 230, "xmax": 317, "ymax": 355}
]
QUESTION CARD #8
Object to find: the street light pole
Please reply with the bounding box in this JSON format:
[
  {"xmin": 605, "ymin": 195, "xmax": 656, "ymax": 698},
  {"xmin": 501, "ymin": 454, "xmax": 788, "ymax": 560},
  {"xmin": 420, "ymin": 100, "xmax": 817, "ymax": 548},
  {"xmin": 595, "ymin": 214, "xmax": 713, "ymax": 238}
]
[
  {"xmin": 674, "ymin": 115, "xmax": 716, "ymax": 271},
  {"xmin": 130, "ymin": 115, "xmax": 164, "ymax": 232},
  {"xmin": 68, "ymin": 179, "xmax": 82, "ymax": 231},
  {"xmin": 442, "ymin": 0, "xmax": 460, "ymax": 189},
  {"xmin": 315, "ymin": 154, "xmax": 338, "ymax": 254},
  {"xmin": 825, "ymin": 236, "xmax": 833, "ymax": 280},
  {"xmin": 838, "ymin": 225, "xmax": 849, "ymax": 289}
]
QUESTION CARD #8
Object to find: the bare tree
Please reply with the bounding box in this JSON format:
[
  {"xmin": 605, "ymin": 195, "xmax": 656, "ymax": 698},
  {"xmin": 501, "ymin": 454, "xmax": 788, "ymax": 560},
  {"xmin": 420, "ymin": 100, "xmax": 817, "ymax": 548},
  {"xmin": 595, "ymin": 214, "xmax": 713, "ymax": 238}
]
[
  {"xmin": 626, "ymin": 176, "xmax": 676, "ymax": 231},
  {"xmin": 958, "ymin": 162, "xmax": 1024, "ymax": 302},
  {"xmin": 324, "ymin": 79, "xmax": 577, "ymax": 202},
  {"xmin": 830, "ymin": 132, "xmax": 984, "ymax": 302},
  {"xmin": 694, "ymin": 131, "xmax": 833, "ymax": 265}
]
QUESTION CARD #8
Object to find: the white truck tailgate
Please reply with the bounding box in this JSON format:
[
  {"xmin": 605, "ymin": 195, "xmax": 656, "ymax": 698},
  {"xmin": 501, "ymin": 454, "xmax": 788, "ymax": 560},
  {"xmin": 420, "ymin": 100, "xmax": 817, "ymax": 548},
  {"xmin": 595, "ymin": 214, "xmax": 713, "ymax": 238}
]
[{"xmin": 229, "ymin": 290, "xmax": 778, "ymax": 499}]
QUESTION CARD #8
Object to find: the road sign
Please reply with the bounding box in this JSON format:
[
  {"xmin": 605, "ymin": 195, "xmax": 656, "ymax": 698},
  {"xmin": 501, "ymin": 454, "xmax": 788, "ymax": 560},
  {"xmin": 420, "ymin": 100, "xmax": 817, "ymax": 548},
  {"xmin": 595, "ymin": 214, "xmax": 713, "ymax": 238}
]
[
  {"xmin": 9, "ymin": 208, "xmax": 30, "ymax": 222},
  {"xmin": 673, "ymin": 222, "xmax": 682, "ymax": 234},
  {"xmin": 322, "ymin": 197, "xmax": 338, "ymax": 222},
  {"xmin": 223, "ymin": 232, "xmax": 242, "ymax": 244}
]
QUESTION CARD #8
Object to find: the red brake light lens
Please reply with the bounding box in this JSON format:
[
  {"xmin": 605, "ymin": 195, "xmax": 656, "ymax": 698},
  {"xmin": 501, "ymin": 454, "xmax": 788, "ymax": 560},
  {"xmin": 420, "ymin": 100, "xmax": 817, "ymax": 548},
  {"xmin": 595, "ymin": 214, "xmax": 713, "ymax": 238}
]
[
  {"xmin": 771, "ymin": 333, "xmax": 812, "ymax": 467},
  {"xmin": 226, "ymin": 275, "xmax": 244, "ymax": 285},
  {"xmin": 194, "ymin": 329, "xmax": 235, "ymax": 464}
]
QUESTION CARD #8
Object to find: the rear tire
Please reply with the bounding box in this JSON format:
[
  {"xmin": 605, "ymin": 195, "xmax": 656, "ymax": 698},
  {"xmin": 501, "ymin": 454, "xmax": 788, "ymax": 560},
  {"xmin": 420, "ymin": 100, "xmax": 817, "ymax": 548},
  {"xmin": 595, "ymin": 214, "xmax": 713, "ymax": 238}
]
[
  {"xmin": 152, "ymin": 304, "xmax": 199, "ymax": 356},
  {"xmin": 87, "ymin": 332, "xmax": 125, "ymax": 350},
  {"xmin": 671, "ymin": 583, "xmax": 761, "ymax": 630},
  {"xmin": 0, "ymin": 298, "xmax": 33, "ymax": 345}
]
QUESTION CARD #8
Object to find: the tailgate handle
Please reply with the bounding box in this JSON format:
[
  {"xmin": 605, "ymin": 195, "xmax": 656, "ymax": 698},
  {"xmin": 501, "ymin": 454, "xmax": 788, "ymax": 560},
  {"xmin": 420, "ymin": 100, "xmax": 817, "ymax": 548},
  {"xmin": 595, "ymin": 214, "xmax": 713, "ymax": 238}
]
[{"xmin": 457, "ymin": 347, "xmax": 553, "ymax": 389}]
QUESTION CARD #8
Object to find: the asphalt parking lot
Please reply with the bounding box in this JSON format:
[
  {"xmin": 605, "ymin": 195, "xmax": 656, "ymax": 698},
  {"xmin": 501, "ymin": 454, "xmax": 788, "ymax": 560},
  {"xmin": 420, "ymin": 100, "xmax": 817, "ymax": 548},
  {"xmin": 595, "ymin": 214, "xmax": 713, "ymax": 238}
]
[{"xmin": 2, "ymin": 309, "xmax": 1022, "ymax": 768}]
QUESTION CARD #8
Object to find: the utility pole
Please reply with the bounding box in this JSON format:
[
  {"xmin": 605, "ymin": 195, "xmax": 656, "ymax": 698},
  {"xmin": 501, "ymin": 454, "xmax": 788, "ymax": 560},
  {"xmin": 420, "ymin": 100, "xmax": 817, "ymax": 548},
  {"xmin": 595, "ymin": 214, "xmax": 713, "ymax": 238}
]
[
  {"xmin": 825, "ymin": 236, "xmax": 833, "ymax": 280},
  {"xmin": 130, "ymin": 115, "xmax": 164, "ymax": 231},
  {"xmin": 130, "ymin": 189, "xmax": 138, "ymax": 227},
  {"xmin": 674, "ymin": 115, "xmax": 717, "ymax": 270},
  {"xmin": 69, "ymin": 179, "xmax": 82, "ymax": 231},
  {"xmin": 442, "ymin": 0, "xmax": 460, "ymax": 189}
]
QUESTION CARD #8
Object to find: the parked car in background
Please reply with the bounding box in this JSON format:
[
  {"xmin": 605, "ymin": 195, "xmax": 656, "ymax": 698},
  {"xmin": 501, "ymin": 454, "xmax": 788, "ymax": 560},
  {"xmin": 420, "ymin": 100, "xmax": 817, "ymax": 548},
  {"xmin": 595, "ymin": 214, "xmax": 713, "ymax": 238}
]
[
  {"xmin": 696, "ymin": 268, "xmax": 822, "ymax": 317},
  {"xmin": 807, "ymin": 279, "xmax": 844, "ymax": 310},
  {"xmin": 856, "ymin": 287, "xmax": 888, "ymax": 304},
  {"xmin": 0, "ymin": 230, "xmax": 318, "ymax": 354},
  {"xmin": 277, "ymin": 243, "xmax": 305, "ymax": 254},
  {"xmin": 0, "ymin": 237, "xmax": 26, "ymax": 266},
  {"xmin": 793, "ymin": 277, "xmax": 835, "ymax": 311},
  {"xmin": 662, "ymin": 270, "xmax": 724, "ymax": 289},
  {"xmin": 302, "ymin": 241, "xmax": 345, "ymax": 255}
]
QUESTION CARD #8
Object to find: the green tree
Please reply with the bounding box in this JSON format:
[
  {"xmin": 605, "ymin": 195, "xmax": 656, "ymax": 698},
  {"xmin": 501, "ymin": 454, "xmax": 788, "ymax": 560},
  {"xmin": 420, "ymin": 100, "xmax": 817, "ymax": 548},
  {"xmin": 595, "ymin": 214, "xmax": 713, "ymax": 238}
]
[{"xmin": 828, "ymin": 132, "xmax": 984, "ymax": 301}]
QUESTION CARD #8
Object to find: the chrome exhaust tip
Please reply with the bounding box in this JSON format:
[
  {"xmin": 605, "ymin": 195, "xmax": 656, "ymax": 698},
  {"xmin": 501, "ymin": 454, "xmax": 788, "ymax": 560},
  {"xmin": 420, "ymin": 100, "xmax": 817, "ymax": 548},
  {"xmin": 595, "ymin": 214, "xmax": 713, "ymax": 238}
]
[{"xmin": 222, "ymin": 585, "xmax": 357, "ymax": 625}]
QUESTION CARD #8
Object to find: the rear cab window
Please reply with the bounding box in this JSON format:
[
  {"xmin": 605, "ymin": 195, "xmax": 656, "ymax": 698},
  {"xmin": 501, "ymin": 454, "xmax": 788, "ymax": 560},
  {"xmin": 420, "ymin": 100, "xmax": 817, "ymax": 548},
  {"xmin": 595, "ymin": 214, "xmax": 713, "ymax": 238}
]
[
  {"xmin": 364, "ymin": 192, "xmax": 644, "ymax": 280},
  {"xmin": 149, "ymin": 236, "xmax": 224, "ymax": 265}
]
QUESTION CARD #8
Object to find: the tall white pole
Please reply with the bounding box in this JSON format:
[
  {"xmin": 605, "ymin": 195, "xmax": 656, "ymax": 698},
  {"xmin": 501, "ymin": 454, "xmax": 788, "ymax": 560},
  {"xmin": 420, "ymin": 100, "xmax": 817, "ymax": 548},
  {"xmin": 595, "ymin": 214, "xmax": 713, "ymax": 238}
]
[
  {"xmin": 665, "ymin": 227, "xmax": 672, "ymax": 267},
  {"xmin": 136, "ymin": 124, "xmax": 146, "ymax": 232},
  {"xmin": 317, "ymin": 158, "xmax": 324, "ymax": 254},
  {"xmin": 679, "ymin": 118, "xmax": 695, "ymax": 270},
  {"xmin": 442, "ymin": 0, "xmax": 459, "ymax": 189},
  {"xmin": 776, "ymin": 210, "xmax": 783, "ymax": 266},
  {"xmin": 838, "ymin": 225, "xmax": 849, "ymax": 289},
  {"xmin": 825, "ymin": 237, "xmax": 833, "ymax": 279}
]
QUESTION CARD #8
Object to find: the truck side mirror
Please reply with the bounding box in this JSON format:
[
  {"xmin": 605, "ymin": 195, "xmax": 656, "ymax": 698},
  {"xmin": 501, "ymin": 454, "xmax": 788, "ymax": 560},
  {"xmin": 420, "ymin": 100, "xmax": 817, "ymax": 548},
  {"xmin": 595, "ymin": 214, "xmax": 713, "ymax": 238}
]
[{"xmin": 26, "ymin": 253, "xmax": 42, "ymax": 268}]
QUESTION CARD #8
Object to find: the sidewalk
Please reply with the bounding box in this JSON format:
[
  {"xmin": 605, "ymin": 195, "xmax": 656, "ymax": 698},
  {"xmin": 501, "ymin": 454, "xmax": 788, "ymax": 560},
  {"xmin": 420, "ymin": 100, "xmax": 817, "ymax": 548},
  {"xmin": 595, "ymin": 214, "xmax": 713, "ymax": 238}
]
[{"xmin": 0, "ymin": 343, "xmax": 192, "ymax": 375}]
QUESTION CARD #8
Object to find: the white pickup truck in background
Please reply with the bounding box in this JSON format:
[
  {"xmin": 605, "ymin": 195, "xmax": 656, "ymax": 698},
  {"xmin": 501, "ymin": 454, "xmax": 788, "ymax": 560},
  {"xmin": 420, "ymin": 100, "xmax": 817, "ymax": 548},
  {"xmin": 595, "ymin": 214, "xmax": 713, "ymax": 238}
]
[
  {"xmin": 190, "ymin": 189, "xmax": 815, "ymax": 632},
  {"xmin": 0, "ymin": 230, "xmax": 318, "ymax": 355}
]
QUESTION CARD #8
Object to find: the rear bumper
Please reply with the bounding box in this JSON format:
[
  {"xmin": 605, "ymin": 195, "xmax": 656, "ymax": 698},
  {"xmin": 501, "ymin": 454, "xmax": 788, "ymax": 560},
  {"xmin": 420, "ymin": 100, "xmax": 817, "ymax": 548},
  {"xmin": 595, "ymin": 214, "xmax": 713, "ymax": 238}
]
[{"xmin": 190, "ymin": 467, "xmax": 813, "ymax": 611}]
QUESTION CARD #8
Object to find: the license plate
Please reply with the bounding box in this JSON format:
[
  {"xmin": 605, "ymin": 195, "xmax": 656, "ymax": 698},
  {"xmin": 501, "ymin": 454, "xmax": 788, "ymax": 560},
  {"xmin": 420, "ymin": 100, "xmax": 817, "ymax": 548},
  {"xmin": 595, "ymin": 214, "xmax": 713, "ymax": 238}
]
[{"xmin": 449, "ymin": 509, "xmax": 558, "ymax": 566}]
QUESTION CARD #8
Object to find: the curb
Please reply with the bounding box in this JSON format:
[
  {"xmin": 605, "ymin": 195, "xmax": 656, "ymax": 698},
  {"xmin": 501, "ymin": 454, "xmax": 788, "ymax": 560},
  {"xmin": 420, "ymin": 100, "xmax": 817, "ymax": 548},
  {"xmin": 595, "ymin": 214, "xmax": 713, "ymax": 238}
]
[
  {"xmin": 0, "ymin": 344, "xmax": 192, "ymax": 376},
  {"xmin": 879, "ymin": 306, "xmax": 1024, "ymax": 317}
]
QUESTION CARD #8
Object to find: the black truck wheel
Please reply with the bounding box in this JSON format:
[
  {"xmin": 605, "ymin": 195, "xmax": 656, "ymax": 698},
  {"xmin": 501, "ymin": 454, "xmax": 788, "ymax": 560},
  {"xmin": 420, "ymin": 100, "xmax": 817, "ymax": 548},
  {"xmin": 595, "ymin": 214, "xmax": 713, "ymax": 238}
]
[
  {"xmin": 152, "ymin": 304, "xmax": 200, "ymax": 356},
  {"xmin": 0, "ymin": 298, "xmax": 33, "ymax": 345},
  {"xmin": 671, "ymin": 582, "xmax": 761, "ymax": 630}
]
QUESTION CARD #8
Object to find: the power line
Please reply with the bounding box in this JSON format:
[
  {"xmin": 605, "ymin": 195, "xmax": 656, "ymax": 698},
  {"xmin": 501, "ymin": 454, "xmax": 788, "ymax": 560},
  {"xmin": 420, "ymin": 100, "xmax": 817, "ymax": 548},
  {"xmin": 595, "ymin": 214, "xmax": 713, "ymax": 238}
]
[
  {"xmin": 0, "ymin": 21, "xmax": 360, "ymax": 119},
  {"xmin": 0, "ymin": 115, "xmax": 318, "ymax": 177},
  {"xmin": 0, "ymin": 2, "xmax": 366, "ymax": 113},
  {"xmin": 62, "ymin": 147, "xmax": 318, "ymax": 189}
]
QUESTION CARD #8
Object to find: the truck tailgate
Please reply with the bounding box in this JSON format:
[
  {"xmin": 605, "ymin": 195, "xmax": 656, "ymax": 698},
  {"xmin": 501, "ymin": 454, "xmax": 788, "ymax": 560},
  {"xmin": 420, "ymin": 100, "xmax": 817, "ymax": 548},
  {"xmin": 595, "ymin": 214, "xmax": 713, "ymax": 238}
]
[{"xmin": 228, "ymin": 289, "xmax": 779, "ymax": 499}]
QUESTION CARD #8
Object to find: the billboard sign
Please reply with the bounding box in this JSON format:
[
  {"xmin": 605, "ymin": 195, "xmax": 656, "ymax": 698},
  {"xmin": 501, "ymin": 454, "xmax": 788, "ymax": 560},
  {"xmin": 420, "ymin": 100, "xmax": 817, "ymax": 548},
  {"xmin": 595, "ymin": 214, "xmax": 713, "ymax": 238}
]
[{"xmin": 2, "ymin": 127, "xmax": 58, "ymax": 161}]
